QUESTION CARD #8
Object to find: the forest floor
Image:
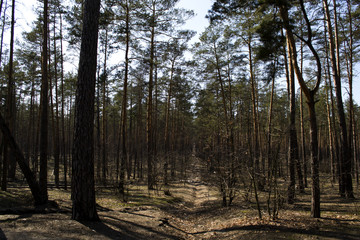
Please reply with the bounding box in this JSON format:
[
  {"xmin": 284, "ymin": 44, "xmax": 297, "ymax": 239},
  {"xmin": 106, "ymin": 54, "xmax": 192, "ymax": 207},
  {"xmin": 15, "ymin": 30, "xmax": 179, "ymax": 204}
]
[{"xmin": 1, "ymin": 156, "xmax": 360, "ymax": 239}]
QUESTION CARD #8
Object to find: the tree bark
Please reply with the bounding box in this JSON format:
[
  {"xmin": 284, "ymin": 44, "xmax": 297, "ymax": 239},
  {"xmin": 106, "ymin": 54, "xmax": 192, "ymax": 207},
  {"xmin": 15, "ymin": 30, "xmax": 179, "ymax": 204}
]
[
  {"xmin": 299, "ymin": 90, "xmax": 308, "ymax": 187},
  {"xmin": 345, "ymin": 0, "xmax": 356, "ymax": 187},
  {"xmin": 2, "ymin": 0, "xmax": 16, "ymax": 191},
  {"xmin": 287, "ymin": 36, "xmax": 299, "ymax": 203},
  {"xmin": 164, "ymin": 58, "xmax": 175, "ymax": 186},
  {"xmin": 96, "ymin": 75, "xmax": 101, "ymax": 181},
  {"xmin": 325, "ymin": 77, "xmax": 336, "ymax": 182},
  {"xmin": 51, "ymin": 12, "xmax": 60, "ymax": 188},
  {"xmin": 266, "ymin": 72, "xmax": 275, "ymax": 181},
  {"xmin": 39, "ymin": 0, "xmax": 49, "ymax": 202},
  {"xmin": 119, "ymin": 0, "xmax": 130, "ymax": 196},
  {"xmin": 280, "ymin": 1, "xmax": 321, "ymax": 217},
  {"xmin": 6, "ymin": 0, "xmax": 16, "ymax": 181},
  {"xmin": 59, "ymin": 11, "xmax": 67, "ymax": 190},
  {"xmin": 0, "ymin": 0, "xmax": 6, "ymax": 67},
  {"xmin": 71, "ymin": 0, "xmax": 101, "ymax": 221},
  {"xmin": 101, "ymin": 28, "xmax": 108, "ymax": 185},
  {"xmin": 323, "ymin": 0, "xmax": 353, "ymax": 198},
  {"xmin": 307, "ymin": 96, "xmax": 321, "ymax": 218},
  {"xmin": 147, "ymin": 3, "xmax": 156, "ymax": 190},
  {"xmin": 248, "ymin": 41, "xmax": 259, "ymax": 176}
]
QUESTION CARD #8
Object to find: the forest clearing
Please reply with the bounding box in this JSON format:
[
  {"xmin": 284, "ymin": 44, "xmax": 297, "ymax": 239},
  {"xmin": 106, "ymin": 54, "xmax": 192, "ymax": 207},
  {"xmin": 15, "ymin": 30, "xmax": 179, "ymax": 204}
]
[{"xmin": 1, "ymin": 155, "xmax": 360, "ymax": 240}]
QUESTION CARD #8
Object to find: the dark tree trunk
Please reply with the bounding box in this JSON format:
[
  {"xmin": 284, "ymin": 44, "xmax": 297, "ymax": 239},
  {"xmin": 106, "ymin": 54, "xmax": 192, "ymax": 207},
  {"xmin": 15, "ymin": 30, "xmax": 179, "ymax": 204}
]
[
  {"xmin": 325, "ymin": 76, "xmax": 336, "ymax": 183},
  {"xmin": 2, "ymin": 0, "xmax": 16, "ymax": 191},
  {"xmin": 287, "ymin": 39, "xmax": 296, "ymax": 204},
  {"xmin": 6, "ymin": 0, "xmax": 16, "ymax": 181},
  {"xmin": 119, "ymin": 0, "xmax": 130, "ymax": 196},
  {"xmin": 287, "ymin": 35, "xmax": 304, "ymax": 203},
  {"xmin": 323, "ymin": 23, "xmax": 337, "ymax": 184},
  {"xmin": 147, "ymin": 3, "xmax": 156, "ymax": 190},
  {"xmin": 0, "ymin": 112, "xmax": 46, "ymax": 205},
  {"xmin": 71, "ymin": 0, "xmax": 101, "ymax": 221},
  {"xmin": 344, "ymin": 0, "xmax": 356, "ymax": 186},
  {"xmin": 59, "ymin": 11, "xmax": 67, "ymax": 190},
  {"xmin": 96, "ymin": 76, "xmax": 101, "ymax": 181},
  {"xmin": 0, "ymin": 0, "xmax": 6, "ymax": 66},
  {"xmin": 101, "ymin": 28, "xmax": 108, "ymax": 185},
  {"xmin": 248, "ymin": 41, "xmax": 259, "ymax": 176},
  {"xmin": 51, "ymin": 13, "xmax": 60, "ymax": 189},
  {"xmin": 307, "ymin": 96, "xmax": 321, "ymax": 218},
  {"xmin": 39, "ymin": 0, "xmax": 49, "ymax": 203},
  {"xmin": 280, "ymin": 0, "xmax": 322, "ymax": 217},
  {"xmin": 323, "ymin": 0, "xmax": 353, "ymax": 198},
  {"xmin": 266, "ymin": 74, "xmax": 275, "ymax": 181},
  {"xmin": 164, "ymin": 59, "xmax": 175, "ymax": 185},
  {"xmin": 1, "ymin": 138, "xmax": 7, "ymax": 191},
  {"xmin": 300, "ymin": 91, "xmax": 308, "ymax": 188}
]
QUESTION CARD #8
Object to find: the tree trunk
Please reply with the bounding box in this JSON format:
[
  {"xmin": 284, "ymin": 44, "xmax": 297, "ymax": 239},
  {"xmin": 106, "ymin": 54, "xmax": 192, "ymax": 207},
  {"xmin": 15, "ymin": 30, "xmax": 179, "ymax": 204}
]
[
  {"xmin": 323, "ymin": 0, "xmax": 353, "ymax": 198},
  {"xmin": 345, "ymin": 0, "xmax": 357, "ymax": 187},
  {"xmin": 299, "ymin": 38, "xmax": 308, "ymax": 189},
  {"xmin": 51, "ymin": 12, "xmax": 60, "ymax": 188},
  {"xmin": 287, "ymin": 36, "xmax": 298, "ymax": 203},
  {"xmin": 246, "ymin": 39, "xmax": 262, "ymax": 191},
  {"xmin": 0, "ymin": 112, "xmax": 46, "ymax": 205},
  {"xmin": 325, "ymin": 77, "xmax": 336, "ymax": 182},
  {"xmin": 0, "ymin": 0, "xmax": 5, "ymax": 186},
  {"xmin": 2, "ymin": 0, "xmax": 16, "ymax": 191},
  {"xmin": 39, "ymin": 0, "xmax": 49, "ymax": 202},
  {"xmin": 6, "ymin": 0, "xmax": 17, "ymax": 181},
  {"xmin": 300, "ymin": 91, "xmax": 308, "ymax": 187},
  {"xmin": 164, "ymin": 62, "xmax": 174, "ymax": 185},
  {"xmin": 101, "ymin": 28, "xmax": 108, "ymax": 185},
  {"xmin": 153, "ymin": 53, "xmax": 159, "ymax": 182},
  {"xmin": 119, "ymin": 0, "xmax": 130, "ymax": 196},
  {"xmin": 307, "ymin": 97, "xmax": 321, "ymax": 218},
  {"xmin": 0, "ymin": 0, "xmax": 6, "ymax": 67},
  {"xmin": 96, "ymin": 75, "xmax": 101, "ymax": 181},
  {"xmin": 59, "ymin": 11, "xmax": 67, "ymax": 190},
  {"xmin": 137, "ymin": 81, "xmax": 143, "ymax": 180},
  {"xmin": 280, "ymin": 0, "xmax": 322, "ymax": 217},
  {"xmin": 71, "ymin": 0, "xmax": 101, "ymax": 221},
  {"xmin": 266, "ymin": 73, "xmax": 275, "ymax": 181},
  {"xmin": 147, "ymin": 3, "xmax": 156, "ymax": 190},
  {"xmin": 67, "ymin": 95, "xmax": 73, "ymax": 181},
  {"xmin": 323, "ymin": 22, "xmax": 337, "ymax": 183}
]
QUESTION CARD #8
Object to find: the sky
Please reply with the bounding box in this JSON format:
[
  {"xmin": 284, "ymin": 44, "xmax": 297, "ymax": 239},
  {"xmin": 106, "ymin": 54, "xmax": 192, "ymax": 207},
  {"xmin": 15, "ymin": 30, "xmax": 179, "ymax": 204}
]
[
  {"xmin": 16, "ymin": 0, "xmax": 214, "ymax": 43},
  {"xmin": 8, "ymin": 0, "xmax": 360, "ymax": 105},
  {"xmin": 15, "ymin": 0, "xmax": 38, "ymax": 32},
  {"xmin": 176, "ymin": 0, "xmax": 213, "ymax": 43}
]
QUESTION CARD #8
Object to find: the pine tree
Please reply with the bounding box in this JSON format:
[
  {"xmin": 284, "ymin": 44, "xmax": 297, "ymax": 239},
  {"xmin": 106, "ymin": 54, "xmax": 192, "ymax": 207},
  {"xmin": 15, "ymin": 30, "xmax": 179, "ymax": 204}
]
[{"xmin": 71, "ymin": 0, "xmax": 101, "ymax": 221}]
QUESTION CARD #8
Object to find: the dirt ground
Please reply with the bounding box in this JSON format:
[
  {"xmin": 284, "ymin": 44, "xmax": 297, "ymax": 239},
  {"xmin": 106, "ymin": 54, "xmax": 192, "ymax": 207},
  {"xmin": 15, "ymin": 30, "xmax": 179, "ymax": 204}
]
[{"xmin": 1, "ymin": 157, "xmax": 360, "ymax": 239}]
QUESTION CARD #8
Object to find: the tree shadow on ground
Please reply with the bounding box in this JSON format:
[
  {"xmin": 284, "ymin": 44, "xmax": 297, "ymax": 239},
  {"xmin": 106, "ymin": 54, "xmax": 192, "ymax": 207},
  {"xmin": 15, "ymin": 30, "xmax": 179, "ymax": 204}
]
[
  {"xmin": 80, "ymin": 214, "xmax": 181, "ymax": 240},
  {"xmin": 191, "ymin": 224, "xmax": 360, "ymax": 240},
  {"xmin": 291, "ymin": 194, "xmax": 359, "ymax": 214},
  {"xmin": 0, "ymin": 228, "xmax": 7, "ymax": 240}
]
